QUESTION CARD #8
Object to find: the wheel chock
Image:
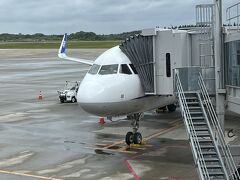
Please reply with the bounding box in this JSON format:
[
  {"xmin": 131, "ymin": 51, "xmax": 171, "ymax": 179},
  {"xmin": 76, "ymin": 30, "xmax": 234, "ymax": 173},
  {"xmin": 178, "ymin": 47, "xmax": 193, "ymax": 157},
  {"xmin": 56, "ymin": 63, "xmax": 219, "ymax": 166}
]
[{"xmin": 130, "ymin": 144, "xmax": 141, "ymax": 149}]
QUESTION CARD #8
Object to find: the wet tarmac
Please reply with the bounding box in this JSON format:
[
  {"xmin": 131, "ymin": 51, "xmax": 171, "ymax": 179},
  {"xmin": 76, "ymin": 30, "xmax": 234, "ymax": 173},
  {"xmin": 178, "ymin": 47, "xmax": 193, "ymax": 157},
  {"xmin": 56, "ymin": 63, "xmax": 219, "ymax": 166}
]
[{"xmin": 3, "ymin": 49, "xmax": 240, "ymax": 179}]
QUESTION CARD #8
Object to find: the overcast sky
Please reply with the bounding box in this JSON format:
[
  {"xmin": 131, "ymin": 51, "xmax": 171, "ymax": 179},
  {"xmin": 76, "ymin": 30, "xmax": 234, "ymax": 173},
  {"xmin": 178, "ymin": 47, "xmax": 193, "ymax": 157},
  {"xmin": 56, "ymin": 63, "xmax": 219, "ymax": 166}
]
[{"xmin": 0, "ymin": 0, "xmax": 238, "ymax": 35}]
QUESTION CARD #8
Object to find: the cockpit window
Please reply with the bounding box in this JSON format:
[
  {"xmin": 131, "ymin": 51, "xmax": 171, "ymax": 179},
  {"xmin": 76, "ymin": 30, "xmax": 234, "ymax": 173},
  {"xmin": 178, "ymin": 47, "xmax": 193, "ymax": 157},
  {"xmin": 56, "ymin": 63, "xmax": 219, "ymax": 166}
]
[
  {"xmin": 129, "ymin": 64, "xmax": 138, "ymax": 74},
  {"xmin": 120, "ymin": 64, "xmax": 132, "ymax": 74},
  {"xmin": 99, "ymin": 64, "xmax": 118, "ymax": 75},
  {"xmin": 88, "ymin": 64, "xmax": 100, "ymax": 75}
]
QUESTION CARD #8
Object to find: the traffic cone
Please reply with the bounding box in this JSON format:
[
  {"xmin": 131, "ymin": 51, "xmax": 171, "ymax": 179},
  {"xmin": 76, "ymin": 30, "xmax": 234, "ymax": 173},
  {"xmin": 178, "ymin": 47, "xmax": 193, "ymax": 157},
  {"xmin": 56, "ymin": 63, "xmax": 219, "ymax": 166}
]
[
  {"xmin": 99, "ymin": 117, "xmax": 105, "ymax": 125},
  {"xmin": 38, "ymin": 91, "xmax": 43, "ymax": 100}
]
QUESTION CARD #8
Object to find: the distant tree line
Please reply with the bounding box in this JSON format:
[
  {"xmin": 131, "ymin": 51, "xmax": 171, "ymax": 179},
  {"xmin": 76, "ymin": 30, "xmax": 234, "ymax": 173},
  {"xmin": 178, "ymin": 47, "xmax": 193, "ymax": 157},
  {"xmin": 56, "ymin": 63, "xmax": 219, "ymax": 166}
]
[
  {"xmin": 0, "ymin": 23, "xmax": 238, "ymax": 42},
  {"xmin": 0, "ymin": 31, "xmax": 141, "ymax": 42}
]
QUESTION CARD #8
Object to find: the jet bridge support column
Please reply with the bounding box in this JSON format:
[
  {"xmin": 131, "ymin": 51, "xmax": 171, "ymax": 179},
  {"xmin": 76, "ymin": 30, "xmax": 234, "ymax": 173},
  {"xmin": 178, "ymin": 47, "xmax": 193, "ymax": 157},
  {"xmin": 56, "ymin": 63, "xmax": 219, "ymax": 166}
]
[{"xmin": 213, "ymin": 0, "xmax": 225, "ymax": 132}]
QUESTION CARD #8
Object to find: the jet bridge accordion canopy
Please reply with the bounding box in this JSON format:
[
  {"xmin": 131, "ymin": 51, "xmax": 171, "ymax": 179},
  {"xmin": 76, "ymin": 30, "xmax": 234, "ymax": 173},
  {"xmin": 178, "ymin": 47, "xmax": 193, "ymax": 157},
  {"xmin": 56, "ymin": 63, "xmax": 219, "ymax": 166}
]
[{"xmin": 119, "ymin": 35, "xmax": 154, "ymax": 94}]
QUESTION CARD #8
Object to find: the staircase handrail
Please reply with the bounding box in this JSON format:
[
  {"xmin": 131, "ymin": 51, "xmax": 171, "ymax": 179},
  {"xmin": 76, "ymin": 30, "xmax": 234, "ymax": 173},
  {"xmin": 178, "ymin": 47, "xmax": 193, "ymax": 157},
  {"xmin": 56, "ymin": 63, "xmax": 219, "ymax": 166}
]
[
  {"xmin": 198, "ymin": 73, "xmax": 240, "ymax": 179},
  {"xmin": 196, "ymin": 92, "xmax": 229, "ymax": 179},
  {"xmin": 175, "ymin": 72, "xmax": 210, "ymax": 179}
]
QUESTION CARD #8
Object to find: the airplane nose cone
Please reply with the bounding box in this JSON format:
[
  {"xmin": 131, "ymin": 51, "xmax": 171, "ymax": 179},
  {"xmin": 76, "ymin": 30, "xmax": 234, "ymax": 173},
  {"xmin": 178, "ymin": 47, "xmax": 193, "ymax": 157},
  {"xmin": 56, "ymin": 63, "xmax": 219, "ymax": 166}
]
[
  {"xmin": 77, "ymin": 81, "xmax": 104, "ymax": 104},
  {"xmin": 77, "ymin": 80, "xmax": 108, "ymax": 116}
]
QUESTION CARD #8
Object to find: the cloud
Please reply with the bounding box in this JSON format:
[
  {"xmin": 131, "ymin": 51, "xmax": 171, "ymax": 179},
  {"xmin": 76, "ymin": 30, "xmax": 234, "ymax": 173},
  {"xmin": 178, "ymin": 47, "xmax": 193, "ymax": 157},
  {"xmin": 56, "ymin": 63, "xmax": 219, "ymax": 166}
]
[{"xmin": 0, "ymin": 0, "xmax": 238, "ymax": 34}]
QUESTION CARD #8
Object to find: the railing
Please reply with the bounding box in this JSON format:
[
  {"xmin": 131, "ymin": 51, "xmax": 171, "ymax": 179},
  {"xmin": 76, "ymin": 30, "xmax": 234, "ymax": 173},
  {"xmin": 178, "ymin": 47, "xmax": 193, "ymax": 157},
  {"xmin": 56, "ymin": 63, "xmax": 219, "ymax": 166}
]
[
  {"xmin": 175, "ymin": 72, "xmax": 210, "ymax": 179},
  {"xmin": 196, "ymin": 4, "xmax": 214, "ymax": 40},
  {"xmin": 198, "ymin": 73, "xmax": 240, "ymax": 179},
  {"xmin": 226, "ymin": 2, "xmax": 240, "ymax": 30},
  {"xmin": 196, "ymin": 92, "xmax": 228, "ymax": 180}
]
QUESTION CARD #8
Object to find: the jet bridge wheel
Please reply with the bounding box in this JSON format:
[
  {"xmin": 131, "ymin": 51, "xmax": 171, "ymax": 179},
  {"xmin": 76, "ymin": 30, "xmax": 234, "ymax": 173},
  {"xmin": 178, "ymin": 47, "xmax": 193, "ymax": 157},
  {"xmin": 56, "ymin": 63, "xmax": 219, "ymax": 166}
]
[
  {"xmin": 167, "ymin": 104, "xmax": 176, "ymax": 112},
  {"xmin": 71, "ymin": 97, "xmax": 77, "ymax": 103}
]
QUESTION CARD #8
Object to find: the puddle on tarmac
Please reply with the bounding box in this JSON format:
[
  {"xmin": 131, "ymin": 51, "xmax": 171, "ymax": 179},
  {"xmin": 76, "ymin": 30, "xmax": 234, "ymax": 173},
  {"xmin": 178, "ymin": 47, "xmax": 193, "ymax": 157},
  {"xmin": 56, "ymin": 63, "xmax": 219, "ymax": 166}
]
[{"xmin": 94, "ymin": 149, "xmax": 113, "ymax": 155}]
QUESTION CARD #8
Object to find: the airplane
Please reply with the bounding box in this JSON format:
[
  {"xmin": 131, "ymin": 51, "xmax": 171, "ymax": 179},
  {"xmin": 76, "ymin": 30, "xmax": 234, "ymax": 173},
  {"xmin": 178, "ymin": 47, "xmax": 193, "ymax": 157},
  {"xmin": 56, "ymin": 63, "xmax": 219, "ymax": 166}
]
[{"xmin": 58, "ymin": 33, "xmax": 177, "ymax": 145}]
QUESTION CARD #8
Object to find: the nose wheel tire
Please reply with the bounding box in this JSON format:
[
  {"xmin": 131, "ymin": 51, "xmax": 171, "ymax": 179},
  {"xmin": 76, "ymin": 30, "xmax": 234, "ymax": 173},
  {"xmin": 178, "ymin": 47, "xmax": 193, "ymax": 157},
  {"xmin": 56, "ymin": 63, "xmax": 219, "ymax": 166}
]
[
  {"xmin": 125, "ymin": 132, "xmax": 134, "ymax": 145},
  {"xmin": 125, "ymin": 132, "xmax": 142, "ymax": 145},
  {"xmin": 133, "ymin": 132, "xmax": 142, "ymax": 144}
]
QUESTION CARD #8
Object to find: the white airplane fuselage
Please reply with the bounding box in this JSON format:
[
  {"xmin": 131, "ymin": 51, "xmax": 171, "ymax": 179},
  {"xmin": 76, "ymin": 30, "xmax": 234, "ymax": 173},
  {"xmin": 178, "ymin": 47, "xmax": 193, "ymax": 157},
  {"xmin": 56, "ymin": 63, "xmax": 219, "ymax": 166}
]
[{"xmin": 77, "ymin": 46, "xmax": 176, "ymax": 116}]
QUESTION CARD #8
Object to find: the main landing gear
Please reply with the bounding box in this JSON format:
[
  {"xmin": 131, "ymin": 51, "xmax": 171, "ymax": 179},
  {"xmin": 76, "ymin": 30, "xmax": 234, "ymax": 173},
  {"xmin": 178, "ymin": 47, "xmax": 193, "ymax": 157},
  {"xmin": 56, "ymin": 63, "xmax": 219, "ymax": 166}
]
[{"xmin": 125, "ymin": 113, "xmax": 143, "ymax": 145}]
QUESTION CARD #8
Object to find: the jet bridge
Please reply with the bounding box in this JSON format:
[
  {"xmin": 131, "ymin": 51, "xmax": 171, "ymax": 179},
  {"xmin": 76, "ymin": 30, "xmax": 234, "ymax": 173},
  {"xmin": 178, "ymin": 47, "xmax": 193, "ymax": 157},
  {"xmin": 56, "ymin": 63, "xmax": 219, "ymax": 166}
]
[
  {"xmin": 120, "ymin": 35, "xmax": 154, "ymax": 94},
  {"xmin": 120, "ymin": 28, "xmax": 190, "ymax": 95}
]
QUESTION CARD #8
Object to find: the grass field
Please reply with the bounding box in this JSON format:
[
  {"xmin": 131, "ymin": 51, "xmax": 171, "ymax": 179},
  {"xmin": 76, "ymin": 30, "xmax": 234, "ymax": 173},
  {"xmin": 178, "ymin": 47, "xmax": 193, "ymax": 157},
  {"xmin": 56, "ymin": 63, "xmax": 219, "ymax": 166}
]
[{"xmin": 0, "ymin": 41, "xmax": 121, "ymax": 49}]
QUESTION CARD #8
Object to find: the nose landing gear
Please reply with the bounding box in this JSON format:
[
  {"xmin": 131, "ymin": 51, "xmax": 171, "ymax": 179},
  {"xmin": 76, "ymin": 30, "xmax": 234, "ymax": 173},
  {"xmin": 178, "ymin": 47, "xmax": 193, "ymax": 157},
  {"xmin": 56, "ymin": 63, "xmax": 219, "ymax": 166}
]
[{"xmin": 125, "ymin": 113, "xmax": 143, "ymax": 145}]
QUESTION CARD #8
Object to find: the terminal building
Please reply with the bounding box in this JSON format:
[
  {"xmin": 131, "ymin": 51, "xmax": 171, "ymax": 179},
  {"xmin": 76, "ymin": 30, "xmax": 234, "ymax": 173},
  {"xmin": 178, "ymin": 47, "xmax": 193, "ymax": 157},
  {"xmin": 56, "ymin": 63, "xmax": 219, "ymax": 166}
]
[
  {"xmin": 225, "ymin": 27, "xmax": 240, "ymax": 114},
  {"xmin": 120, "ymin": 1, "xmax": 240, "ymax": 179}
]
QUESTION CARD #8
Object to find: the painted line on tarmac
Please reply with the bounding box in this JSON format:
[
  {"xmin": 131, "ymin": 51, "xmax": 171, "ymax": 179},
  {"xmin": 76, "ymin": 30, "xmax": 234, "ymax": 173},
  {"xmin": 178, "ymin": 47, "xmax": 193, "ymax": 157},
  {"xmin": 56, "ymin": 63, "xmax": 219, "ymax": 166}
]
[
  {"xmin": 169, "ymin": 119, "xmax": 182, "ymax": 125},
  {"xmin": 104, "ymin": 140, "xmax": 124, "ymax": 149},
  {"xmin": 87, "ymin": 119, "xmax": 182, "ymax": 154},
  {"xmin": 169, "ymin": 176, "xmax": 198, "ymax": 180},
  {"xmin": 124, "ymin": 159, "xmax": 140, "ymax": 180},
  {"xmin": 144, "ymin": 119, "xmax": 182, "ymax": 141},
  {"xmin": 0, "ymin": 170, "xmax": 62, "ymax": 180}
]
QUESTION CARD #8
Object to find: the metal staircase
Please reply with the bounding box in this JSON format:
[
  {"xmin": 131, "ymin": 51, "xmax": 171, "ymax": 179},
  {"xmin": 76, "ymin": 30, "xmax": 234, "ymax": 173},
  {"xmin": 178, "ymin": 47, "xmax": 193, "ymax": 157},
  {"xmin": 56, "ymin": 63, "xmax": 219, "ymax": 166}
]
[{"xmin": 175, "ymin": 71, "xmax": 240, "ymax": 180}]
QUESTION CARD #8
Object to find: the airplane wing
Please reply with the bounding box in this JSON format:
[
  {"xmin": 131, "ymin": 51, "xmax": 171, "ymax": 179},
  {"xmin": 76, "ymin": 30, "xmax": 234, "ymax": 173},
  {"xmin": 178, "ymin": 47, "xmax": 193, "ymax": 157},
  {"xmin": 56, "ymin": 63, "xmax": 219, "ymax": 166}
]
[{"xmin": 58, "ymin": 33, "xmax": 94, "ymax": 65}]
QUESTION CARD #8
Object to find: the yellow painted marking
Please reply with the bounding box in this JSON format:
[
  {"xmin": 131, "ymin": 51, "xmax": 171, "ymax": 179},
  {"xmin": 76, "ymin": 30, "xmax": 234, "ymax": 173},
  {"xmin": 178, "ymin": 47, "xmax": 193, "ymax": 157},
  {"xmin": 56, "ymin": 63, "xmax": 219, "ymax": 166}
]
[
  {"xmin": 101, "ymin": 140, "xmax": 116, "ymax": 143},
  {"xmin": 87, "ymin": 118, "xmax": 183, "ymax": 154},
  {"xmin": 169, "ymin": 119, "xmax": 182, "ymax": 125},
  {"xmin": 144, "ymin": 120, "xmax": 182, "ymax": 141},
  {"xmin": 130, "ymin": 144, "xmax": 141, "ymax": 148},
  {"xmin": 95, "ymin": 143, "xmax": 109, "ymax": 147},
  {"xmin": 0, "ymin": 170, "xmax": 62, "ymax": 180},
  {"xmin": 104, "ymin": 140, "xmax": 124, "ymax": 149}
]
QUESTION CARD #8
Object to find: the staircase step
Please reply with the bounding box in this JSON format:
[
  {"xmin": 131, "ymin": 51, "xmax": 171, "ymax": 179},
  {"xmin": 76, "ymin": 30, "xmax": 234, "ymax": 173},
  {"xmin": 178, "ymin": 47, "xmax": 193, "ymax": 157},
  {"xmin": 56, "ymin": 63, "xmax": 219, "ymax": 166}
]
[
  {"xmin": 206, "ymin": 164, "xmax": 222, "ymax": 169},
  {"xmin": 204, "ymin": 157, "xmax": 219, "ymax": 162},
  {"xmin": 193, "ymin": 122, "xmax": 207, "ymax": 126},
  {"xmin": 208, "ymin": 171, "xmax": 224, "ymax": 176},
  {"xmin": 200, "ymin": 145, "xmax": 215, "ymax": 149},
  {"xmin": 198, "ymin": 139, "xmax": 213, "ymax": 143},
  {"xmin": 195, "ymin": 127, "xmax": 209, "ymax": 131},
  {"xmin": 187, "ymin": 102, "xmax": 199, "ymax": 105},
  {"xmin": 185, "ymin": 96, "xmax": 198, "ymax": 100},
  {"xmin": 190, "ymin": 111, "xmax": 203, "ymax": 115},
  {"xmin": 191, "ymin": 117, "xmax": 205, "ymax": 120},
  {"xmin": 202, "ymin": 151, "xmax": 217, "ymax": 155},
  {"xmin": 189, "ymin": 106, "xmax": 201, "ymax": 110},
  {"xmin": 196, "ymin": 132, "xmax": 210, "ymax": 137}
]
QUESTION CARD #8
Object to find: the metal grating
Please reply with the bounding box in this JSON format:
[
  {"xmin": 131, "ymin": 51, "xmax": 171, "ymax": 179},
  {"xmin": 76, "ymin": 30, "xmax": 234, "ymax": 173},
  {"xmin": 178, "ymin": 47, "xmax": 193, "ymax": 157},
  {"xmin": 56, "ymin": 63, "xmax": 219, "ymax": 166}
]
[{"xmin": 196, "ymin": 4, "xmax": 214, "ymax": 40}]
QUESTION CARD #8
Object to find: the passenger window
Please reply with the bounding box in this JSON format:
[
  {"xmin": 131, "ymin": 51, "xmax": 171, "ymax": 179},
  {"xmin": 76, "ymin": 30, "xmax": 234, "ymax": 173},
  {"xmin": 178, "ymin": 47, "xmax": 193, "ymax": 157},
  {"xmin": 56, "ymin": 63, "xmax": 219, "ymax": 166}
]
[
  {"xmin": 99, "ymin": 64, "xmax": 118, "ymax": 75},
  {"xmin": 88, "ymin": 64, "xmax": 100, "ymax": 75},
  {"xmin": 120, "ymin": 64, "xmax": 132, "ymax": 74},
  {"xmin": 129, "ymin": 64, "xmax": 138, "ymax": 74}
]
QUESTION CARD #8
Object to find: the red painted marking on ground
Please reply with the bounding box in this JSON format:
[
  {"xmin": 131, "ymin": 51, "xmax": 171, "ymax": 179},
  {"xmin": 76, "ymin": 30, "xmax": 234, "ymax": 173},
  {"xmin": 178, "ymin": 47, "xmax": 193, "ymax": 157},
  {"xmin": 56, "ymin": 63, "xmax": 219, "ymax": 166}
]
[{"xmin": 124, "ymin": 159, "xmax": 140, "ymax": 180}]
